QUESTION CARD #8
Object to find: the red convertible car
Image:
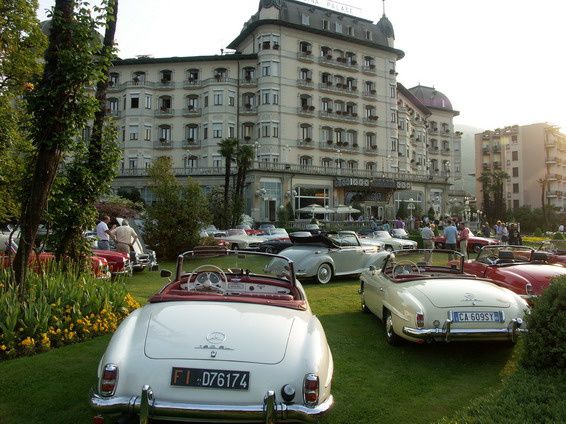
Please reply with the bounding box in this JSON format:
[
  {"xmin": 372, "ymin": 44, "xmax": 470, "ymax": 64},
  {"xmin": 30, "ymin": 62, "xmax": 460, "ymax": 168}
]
[
  {"xmin": 434, "ymin": 230, "xmax": 500, "ymax": 253},
  {"xmin": 463, "ymin": 245, "xmax": 566, "ymax": 296},
  {"xmin": 536, "ymin": 240, "xmax": 566, "ymax": 265}
]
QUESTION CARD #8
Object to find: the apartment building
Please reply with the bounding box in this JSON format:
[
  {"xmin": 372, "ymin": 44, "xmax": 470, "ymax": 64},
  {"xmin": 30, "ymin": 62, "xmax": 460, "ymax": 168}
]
[
  {"xmin": 475, "ymin": 123, "xmax": 566, "ymax": 211},
  {"xmin": 108, "ymin": 0, "xmax": 463, "ymax": 221}
]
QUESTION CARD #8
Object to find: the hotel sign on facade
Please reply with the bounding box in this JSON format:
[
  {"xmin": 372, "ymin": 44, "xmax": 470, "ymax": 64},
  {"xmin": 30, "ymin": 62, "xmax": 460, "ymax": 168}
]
[
  {"xmin": 299, "ymin": 0, "xmax": 362, "ymax": 17},
  {"xmin": 335, "ymin": 177, "xmax": 412, "ymax": 190}
]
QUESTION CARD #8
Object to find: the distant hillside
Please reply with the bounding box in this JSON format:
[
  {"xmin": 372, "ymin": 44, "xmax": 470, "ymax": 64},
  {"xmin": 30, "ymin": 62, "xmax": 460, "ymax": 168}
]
[{"xmin": 455, "ymin": 124, "xmax": 484, "ymax": 196}]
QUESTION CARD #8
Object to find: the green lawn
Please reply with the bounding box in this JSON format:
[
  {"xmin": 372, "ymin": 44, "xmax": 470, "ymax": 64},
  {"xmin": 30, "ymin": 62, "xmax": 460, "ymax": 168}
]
[{"xmin": 0, "ymin": 265, "xmax": 519, "ymax": 424}]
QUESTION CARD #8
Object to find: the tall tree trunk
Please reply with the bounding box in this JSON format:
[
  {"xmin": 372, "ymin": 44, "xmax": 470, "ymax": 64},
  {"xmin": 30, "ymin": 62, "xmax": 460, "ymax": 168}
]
[
  {"xmin": 55, "ymin": 0, "xmax": 119, "ymax": 259},
  {"xmin": 13, "ymin": 0, "xmax": 74, "ymax": 295}
]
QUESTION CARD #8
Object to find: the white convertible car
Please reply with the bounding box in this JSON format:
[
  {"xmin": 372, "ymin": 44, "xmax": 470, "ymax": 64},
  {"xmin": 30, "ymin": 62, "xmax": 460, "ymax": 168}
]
[
  {"xmin": 359, "ymin": 249, "xmax": 530, "ymax": 345},
  {"xmin": 216, "ymin": 228, "xmax": 268, "ymax": 250},
  {"xmin": 358, "ymin": 230, "xmax": 417, "ymax": 252},
  {"xmin": 91, "ymin": 248, "xmax": 334, "ymax": 423}
]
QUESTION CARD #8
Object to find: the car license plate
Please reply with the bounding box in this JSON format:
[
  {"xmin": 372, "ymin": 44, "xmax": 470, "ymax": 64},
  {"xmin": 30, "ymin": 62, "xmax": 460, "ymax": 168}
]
[
  {"xmin": 171, "ymin": 367, "xmax": 249, "ymax": 390},
  {"xmin": 451, "ymin": 311, "xmax": 503, "ymax": 323}
]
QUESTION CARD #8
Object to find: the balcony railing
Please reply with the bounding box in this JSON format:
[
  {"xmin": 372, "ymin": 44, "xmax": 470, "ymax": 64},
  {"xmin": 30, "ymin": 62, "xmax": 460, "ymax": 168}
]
[
  {"xmin": 297, "ymin": 51, "xmax": 314, "ymax": 61},
  {"xmin": 154, "ymin": 139, "xmax": 174, "ymax": 149},
  {"xmin": 298, "ymin": 106, "xmax": 315, "ymax": 116},
  {"xmin": 183, "ymin": 139, "xmax": 202, "ymax": 148},
  {"xmin": 241, "ymin": 77, "xmax": 257, "ymax": 86},
  {"xmin": 155, "ymin": 108, "xmax": 175, "ymax": 117},
  {"xmin": 183, "ymin": 79, "xmax": 202, "ymax": 89},
  {"xmin": 116, "ymin": 162, "xmax": 451, "ymax": 184},
  {"xmin": 182, "ymin": 107, "xmax": 202, "ymax": 117},
  {"xmin": 297, "ymin": 78, "xmax": 314, "ymax": 89},
  {"xmin": 361, "ymin": 64, "xmax": 377, "ymax": 74}
]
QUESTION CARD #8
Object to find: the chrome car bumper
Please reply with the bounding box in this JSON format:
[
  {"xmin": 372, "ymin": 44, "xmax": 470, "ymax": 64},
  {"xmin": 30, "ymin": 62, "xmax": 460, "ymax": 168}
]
[
  {"xmin": 91, "ymin": 385, "xmax": 333, "ymax": 423},
  {"xmin": 403, "ymin": 318, "xmax": 526, "ymax": 342}
]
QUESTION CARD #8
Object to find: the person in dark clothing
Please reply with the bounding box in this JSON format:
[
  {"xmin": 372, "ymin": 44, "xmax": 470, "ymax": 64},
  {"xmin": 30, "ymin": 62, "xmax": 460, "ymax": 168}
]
[
  {"xmin": 508, "ymin": 223, "xmax": 521, "ymax": 245},
  {"xmin": 481, "ymin": 223, "xmax": 491, "ymax": 238}
]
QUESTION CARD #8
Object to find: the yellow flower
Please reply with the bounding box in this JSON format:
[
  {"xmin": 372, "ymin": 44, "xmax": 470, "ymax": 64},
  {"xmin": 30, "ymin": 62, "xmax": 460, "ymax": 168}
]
[
  {"xmin": 0, "ymin": 345, "xmax": 6, "ymax": 351},
  {"xmin": 20, "ymin": 337, "xmax": 35, "ymax": 347}
]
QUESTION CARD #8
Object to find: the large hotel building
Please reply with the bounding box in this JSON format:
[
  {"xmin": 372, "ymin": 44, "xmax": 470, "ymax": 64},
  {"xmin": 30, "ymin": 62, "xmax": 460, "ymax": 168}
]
[
  {"xmin": 107, "ymin": 0, "xmax": 464, "ymax": 222},
  {"xmin": 475, "ymin": 123, "xmax": 566, "ymax": 211}
]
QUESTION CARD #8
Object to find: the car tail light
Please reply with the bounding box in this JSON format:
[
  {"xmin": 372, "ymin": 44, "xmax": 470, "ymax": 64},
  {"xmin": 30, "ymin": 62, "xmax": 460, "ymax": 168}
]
[
  {"xmin": 100, "ymin": 363, "xmax": 118, "ymax": 396},
  {"xmin": 93, "ymin": 416, "xmax": 105, "ymax": 424},
  {"xmin": 416, "ymin": 313, "xmax": 425, "ymax": 328},
  {"xmin": 303, "ymin": 373, "xmax": 319, "ymax": 406}
]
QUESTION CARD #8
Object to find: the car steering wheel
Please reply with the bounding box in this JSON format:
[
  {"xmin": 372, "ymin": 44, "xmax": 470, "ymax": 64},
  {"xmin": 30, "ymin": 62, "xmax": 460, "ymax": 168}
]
[
  {"xmin": 392, "ymin": 260, "xmax": 421, "ymax": 278},
  {"xmin": 191, "ymin": 264, "xmax": 228, "ymax": 292}
]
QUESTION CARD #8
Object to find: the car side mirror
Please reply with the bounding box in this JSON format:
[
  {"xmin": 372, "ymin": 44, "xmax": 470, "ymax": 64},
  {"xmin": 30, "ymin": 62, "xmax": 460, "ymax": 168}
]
[{"xmin": 160, "ymin": 269, "xmax": 172, "ymax": 278}]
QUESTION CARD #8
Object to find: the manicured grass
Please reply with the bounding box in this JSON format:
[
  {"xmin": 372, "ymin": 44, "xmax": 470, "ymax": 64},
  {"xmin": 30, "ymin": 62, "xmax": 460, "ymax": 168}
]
[{"xmin": 1, "ymin": 268, "xmax": 520, "ymax": 424}]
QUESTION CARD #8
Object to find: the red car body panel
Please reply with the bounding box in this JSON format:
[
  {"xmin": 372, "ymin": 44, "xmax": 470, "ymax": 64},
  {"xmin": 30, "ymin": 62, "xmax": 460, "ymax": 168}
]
[
  {"xmin": 434, "ymin": 233, "xmax": 500, "ymax": 253},
  {"xmin": 93, "ymin": 248, "xmax": 130, "ymax": 275},
  {"xmin": 463, "ymin": 260, "xmax": 566, "ymax": 296}
]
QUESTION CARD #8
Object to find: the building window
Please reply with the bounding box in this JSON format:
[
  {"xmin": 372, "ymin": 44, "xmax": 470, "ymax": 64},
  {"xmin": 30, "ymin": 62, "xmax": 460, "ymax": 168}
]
[
  {"xmin": 390, "ymin": 84, "xmax": 396, "ymax": 98},
  {"xmin": 347, "ymin": 26, "xmax": 354, "ymax": 36},
  {"xmin": 513, "ymin": 183, "xmax": 519, "ymax": 193},
  {"xmin": 187, "ymin": 68, "xmax": 199, "ymax": 81},
  {"xmin": 365, "ymin": 30, "xmax": 372, "ymax": 40},
  {"xmin": 212, "ymin": 123, "xmax": 222, "ymax": 138},
  {"xmin": 187, "ymin": 95, "xmax": 198, "ymax": 109},
  {"xmin": 229, "ymin": 125, "xmax": 235, "ymax": 138},
  {"xmin": 203, "ymin": 124, "xmax": 208, "ymax": 139},
  {"xmin": 513, "ymin": 199, "xmax": 520, "ymax": 209},
  {"xmin": 186, "ymin": 124, "xmax": 198, "ymax": 141},
  {"xmin": 512, "ymin": 167, "xmax": 519, "ymax": 178},
  {"xmin": 204, "ymin": 94, "xmax": 208, "ymax": 107},
  {"xmin": 129, "ymin": 125, "xmax": 139, "ymax": 140},
  {"xmin": 365, "ymin": 132, "xmax": 376, "ymax": 149},
  {"xmin": 213, "ymin": 155, "xmax": 222, "ymax": 168},
  {"xmin": 262, "ymin": 91, "xmax": 270, "ymax": 105},
  {"xmin": 272, "ymin": 122, "xmax": 279, "ymax": 138},
  {"xmin": 145, "ymin": 95, "xmax": 152, "ymax": 109},
  {"xmin": 159, "ymin": 125, "xmax": 171, "ymax": 141},
  {"xmin": 130, "ymin": 95, "xmax": 139, "ymax": 109},
  {"xmin": 185, "ymin": 155, "xmax": 198, "ymax": 169},
  {"xmin": 366, "ymin": 161, "xmax": 376, "ymax": 171},
  {"xmin": 228, "ymin": 91, "xmax": 235, "ymax": 106},
  {"xmin": 109, "ymin": 72, "xmax": 119, "ymax": 86},
  {"xmin": 391, "ymin": 137, "xmax": 398, "ymax": 151},
  {"xmin": 273, "ymin": 91, "xmax": 279, "ymax": 105},
  {"xmin": 261, "ymin": 64, "xmax": 271, "ymax": 77},
  {"xmin": 301, "ymin": 14, "xmax": 310, "ymax": 25},
  {"xmin": 391, "ymin": 108, "xmax": 398, "ymax": 123},
  {"xmin": 144, "ymin": 126, "xmax": 151, "ymax": 141},
  {"xmin": 300, "ymin": 123, "xmax": 312, "ymax": 140},
  {"xmin": 322, "ymin": 19, "xmax": 329, "ymax": 30},
  {"xmin": 300, "ymin": 156, "xmax": 313, "ymax": 166},
  {"xmin": 335, "ymin": 22, "xmax": 342, "ymax": 33},
  {"xmin": 213, "ymin": 91, "xmax": 223, "ymax": 106},
  {"xmin": 512, "ymin": 151, "xmax": 518, "ymax": 161},
  {"xmin": 108, "ymin": 98, "xmax": 118, "ymax": 112}
]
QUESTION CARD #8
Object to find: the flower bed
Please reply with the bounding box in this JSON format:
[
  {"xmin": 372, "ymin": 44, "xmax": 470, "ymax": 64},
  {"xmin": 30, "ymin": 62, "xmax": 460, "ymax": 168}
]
[{"xmin": 0, "ymin": 267, "xmax": 140, "ymax": 360}]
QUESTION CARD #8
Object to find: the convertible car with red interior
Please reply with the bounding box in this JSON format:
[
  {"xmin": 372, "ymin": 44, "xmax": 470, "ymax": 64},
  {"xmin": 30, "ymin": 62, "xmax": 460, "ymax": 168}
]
[
  {"xmin": 536, "ymin": 239, "xmax": 566, "ymax": 265},
  {"xmin": 463, "ymin": 245, "xmax": 566, "ymax": 296},
  {"xmin": 434, "ymin": 230, "xmax": 500, "ymax": 253},
  {"xmin": 91, "ymin": 248, "xmax": 333, "ymax": 423}
]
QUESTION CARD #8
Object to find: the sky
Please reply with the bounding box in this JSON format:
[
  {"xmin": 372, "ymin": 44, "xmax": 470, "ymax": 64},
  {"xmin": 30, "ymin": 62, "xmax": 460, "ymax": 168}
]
[{"xmin": 36, "ymin": 0, "xmax": 566, "ymax": 132}]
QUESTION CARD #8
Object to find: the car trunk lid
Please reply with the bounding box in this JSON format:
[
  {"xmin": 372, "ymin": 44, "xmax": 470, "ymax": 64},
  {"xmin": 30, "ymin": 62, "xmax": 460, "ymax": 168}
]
[
  {"xmin": 144, "ymin": 302, "xmax": 295, "ymax": 364},
  {"xmin": 413, "ymin": 279, "xmax": 513, "ymax": 308}
]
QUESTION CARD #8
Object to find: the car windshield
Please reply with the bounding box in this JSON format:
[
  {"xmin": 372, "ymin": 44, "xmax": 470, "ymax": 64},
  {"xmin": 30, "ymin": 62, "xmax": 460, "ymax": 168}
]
[
  {"xmin": 476, "ymin": 246, "xmax": 534, "ymax": 264},
  {"xmin": 373, "ymin": 231, "xmax": 392, "ymax": 239},
  {"xmin": 226, "ymin": 229, "xmax": 247, "ymax": 237},
  {"xmin": 176, "ymin": 249, "xmax": 296, "ymax": 284},
  {"xmin": 383, "ymin": 249, "xmax": 465, "ymax": 281}
]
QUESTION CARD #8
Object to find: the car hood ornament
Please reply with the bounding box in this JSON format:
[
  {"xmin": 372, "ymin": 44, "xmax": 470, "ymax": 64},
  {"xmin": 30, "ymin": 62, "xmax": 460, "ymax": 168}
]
[{"xmin": 462, "ymin": 293, "xmax": 482, "ymax": 305}]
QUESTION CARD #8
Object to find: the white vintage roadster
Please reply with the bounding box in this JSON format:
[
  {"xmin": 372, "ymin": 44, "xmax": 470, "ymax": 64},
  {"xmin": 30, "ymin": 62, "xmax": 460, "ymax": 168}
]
[
  {"xmin": 90, "ymin": 248, "xmax": 333, "ymax": 423},
  {"xmin": 359, "ymin": 249, "xmax": 530, "ymax": 345}
]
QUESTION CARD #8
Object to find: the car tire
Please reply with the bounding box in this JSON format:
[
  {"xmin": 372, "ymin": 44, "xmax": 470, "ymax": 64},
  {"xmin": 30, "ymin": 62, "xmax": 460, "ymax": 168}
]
[
  {"xmin": 385, "ymin": 245, "xmax": 393, "ymax": 252},
  {"xmin": 360, "ymin": 283, "xmax": 369, "ymax": 313},
  {"xmin": 472, "ymin": 244, "xmax": 482, "ymax": 254},
  {"xmin": 231, "ymin": 243, "xmax": 239, "ymax": 251},
  {"xmin": 435, "ymin": 242, "xmax": 444, "ymax": 249},
  {"xmin": 315, "ymin": 263, "xmax": 333, "ymax": 284},
  {"xmin": 384, "ymin": 310, "xmax": 402, "ymax": 346},
  {"xmin": 264, "ymin": 245, "xmax": 274, "ymax": 254}
]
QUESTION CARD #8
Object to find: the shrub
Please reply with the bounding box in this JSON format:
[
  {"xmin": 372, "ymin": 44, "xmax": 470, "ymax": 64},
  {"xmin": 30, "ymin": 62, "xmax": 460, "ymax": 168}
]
[
  {"xmin": 0, "ymin": 267, "xmax": 139, "ymax": 360},
  {"xmin": 552, "ymin": 232, "xmax": 565, "ymax": 240},
  {"xmin": 520, "ymin": 277, "xmax": 566, "ymax": 370},
  {"xmin": 198, "ymin": 236, "xmax": 220, "ymax": 246},
  {"xmin": 533, "ymin": 227, "xmax": 543, "ymax": 237}
]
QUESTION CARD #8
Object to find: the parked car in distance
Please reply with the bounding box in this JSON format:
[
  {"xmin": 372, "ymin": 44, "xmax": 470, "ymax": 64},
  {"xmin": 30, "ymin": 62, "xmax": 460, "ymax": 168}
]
[
  {"xmin": 216, "ymin": 228, "xmax": 267, "ymax": 250},
  {"xmin": 536, "ymin": 239, "xmax": 566, "ymax": 265},
  {"xmin": 92, "ymin": 248, "xmax": 132, "ymax": 278},
  {"xmin": 258, "ymin": 232, "xmax": 312, "ymax": 254},
  {"xmin": 235, "ymin": 224, "xmax": 263, "ymax": 236},
  {"xmin": 304, "ymin": 223, "xmax": 321, "ymax": 235},
  {"xmin": 260, "ymin": 227, "xmax": 290, "ymax": 241},
  {"xmin": 1, "ymin": 240, "xmax": 110, "ymax": 279},
  {"xmin": 91, "ymin": 248, "xmax": 334, "ymax": 423},
  {"xmin": 359, "ymin": 249, "xmax": 529, "ymax": 345},
  {"xmin": 359, "ymin": 230, "xmax": 417, "ymax": 251},
  {"xmin": 278, "ymin": 231, "xmax": 388, "ymax": 284},
  {"xmin": 434, "ymin": 230, "xmax": 500, "ymax": 253},
  {"xmin": 389, "ymin": 228, "xmax": 410, "ymax": 239},
  {"xmin": 258, "ymin": 223, "xmax": 276, "ymax": 232},
  {"xmin": 463, "ymin": 245, "xmax": 566, "ymax": 296}
]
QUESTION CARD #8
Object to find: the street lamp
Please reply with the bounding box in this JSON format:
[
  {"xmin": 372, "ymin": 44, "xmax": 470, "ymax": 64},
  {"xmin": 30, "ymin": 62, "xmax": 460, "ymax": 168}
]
[{"xmin": 407, "ymin": 198, "xmax": 415, "ymax": 219}]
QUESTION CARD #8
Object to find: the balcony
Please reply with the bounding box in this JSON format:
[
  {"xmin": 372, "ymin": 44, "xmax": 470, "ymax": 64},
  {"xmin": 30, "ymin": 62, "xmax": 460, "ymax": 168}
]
[
  {"xmin": 361, "ymin": 64, "xmax": 377, "ymax": 75},
  {"xmin": 154, "ymin": 139, "xmax": 174, "ymax": 149},
  {"xmin": 441, "ymin": 148, "xmax": 451, "ymax": 156},
  {"xmin": 182, "ymin": 107, "xmax": 202, "ymax": 117},
  {"xmin": 241, "ymin": 77, "xmax": 257, "ymax": 87},
  {"xmin": 298, "ymin": 106, "xmax": 315, "ymax": 117},
  {"xmin": 183, "ymin": 79, "xmax": 202, "ymax": 89},
  {"xmin": 328, "ymin": 110, "xmax": 359, "ymax": 123},
  {"xmin": 427, "ymin": 146, "xmax": 439, "ymax": 155},
  {"xmin": 363, "ymin": 145, "xmax": 379, "ymax": 155},
  {"xmin": 154, "ymin": 108, "xmax": 175, "ymax": 118},
  {"xmin": 297, "ymin": 138, "xmax": 315, "ymax": 149},
  {"xmin": 482, "ymin": 146, "xmax": 490, "ymax": 155},
  {"xmin": 297, "ymin": 51, "xmax": 314, "ymax": 62},
  {"xmin": 362, "ymin": 90, "xmax": 378, "ymax": 99},
  {"xmin": 241, "ymin": 105, "xmax": 258, "ymax": 115},
  {"xmin": 492, "ymin": 145, "xmax": 501, "ymax": 153},
  {"xmin": 297, "ymin": 78, "xmax": 314, "ymax": 89},
  {"xmin": 155, "ymin": 80, "xmax": 175, "ymax": 90},
  {"xmin": 183, "ymin": 139, "xmax": 202, "ymax": 148},
  {"xmin": 362, "ymin": 116, "xmax": 379, "ymax": 126}
]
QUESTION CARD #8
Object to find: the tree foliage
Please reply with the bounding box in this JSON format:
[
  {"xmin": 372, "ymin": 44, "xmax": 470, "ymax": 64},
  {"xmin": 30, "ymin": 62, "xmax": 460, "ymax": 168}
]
[
  {"xmin": 396, "ymin": 201, "xmax": 408, "ymax": 220},
  {"xmin": 0, "ymin": 0, "xmax": 47, "ymax": 223},
  {"xmin": 144, "ymin": 157, "xmax": 210, "ymax": 260},
  {"xmin": 478, "ymin": 170, "xmax": 509, "ymax": 223}
]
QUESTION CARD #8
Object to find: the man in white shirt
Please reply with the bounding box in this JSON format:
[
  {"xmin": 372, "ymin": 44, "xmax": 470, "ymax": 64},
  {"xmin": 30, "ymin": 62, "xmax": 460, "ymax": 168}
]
[
  {"xmin": 95, "ymin": 215, "xmax": 113, "ymax": 250},
  {"xmin": 112, "ymin": 220, "xmax": 139, "ymax": 254},
  {"xmin": 420, "ymin": 222, "xmax": 435, "ymax": 264}
]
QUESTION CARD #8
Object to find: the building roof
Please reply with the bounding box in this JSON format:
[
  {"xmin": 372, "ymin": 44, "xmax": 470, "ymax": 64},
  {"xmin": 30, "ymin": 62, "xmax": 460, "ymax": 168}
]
[
  {"xmin": 113, "ymin": 53, "xmax": 258, "ymax": 66},
  {"xmin": 397, "ymin": 83, "xmax": 431, "ymax": 116},
  {"xmin": 408, "ymin": 85, "xmax": 459, "ymax": 115},
  {"xmin": 228, "ymin": 0, "xmax": 404, "ymax": 58}
]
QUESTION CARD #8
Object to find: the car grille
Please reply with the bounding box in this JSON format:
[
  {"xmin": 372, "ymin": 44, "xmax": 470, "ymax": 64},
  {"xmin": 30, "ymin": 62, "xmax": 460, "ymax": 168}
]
[{"xmin": 402, "ymin": 245, "xmax": 414, "ymax": 249}]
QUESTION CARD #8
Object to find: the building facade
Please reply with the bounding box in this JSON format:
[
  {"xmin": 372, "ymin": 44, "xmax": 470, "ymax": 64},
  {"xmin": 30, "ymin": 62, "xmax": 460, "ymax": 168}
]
[
  {"xmin": 475, "ymin": 123, "xmax": 566, "ymax": 211},
  {"xmin": 108, "ymin": 0, "xmax": 463, "ymax": 222}
]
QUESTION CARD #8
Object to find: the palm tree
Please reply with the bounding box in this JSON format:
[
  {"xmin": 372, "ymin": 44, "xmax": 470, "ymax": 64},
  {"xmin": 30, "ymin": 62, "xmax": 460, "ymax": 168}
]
[
  {"xmin": 218, "ymin": 137, "xmax": 238, "ymax": 226},
  {"xmin": 538, "ymin": 177, "xmax": 548, "ymax": 226},
  {"xmin": 232, "ymin": 144, "xmax": 255, "ymax": 227}
]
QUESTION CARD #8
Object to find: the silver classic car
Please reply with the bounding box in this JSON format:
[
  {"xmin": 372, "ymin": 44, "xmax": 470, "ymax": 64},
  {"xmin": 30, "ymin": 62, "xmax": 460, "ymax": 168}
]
[
  {"xmin": 358, "ymin": 230, "xmax": 417, "ymax": 251},
  {"xmin": 278, "ymin": 231, "xmax": 388, "ymax": 284},
  {"xmin": 91, "ymin": 248, "xmax": 333, "ymax": 423},
  {"xmin": 359, "ymin": 249, "xmax": 530, "ymax": 345}
]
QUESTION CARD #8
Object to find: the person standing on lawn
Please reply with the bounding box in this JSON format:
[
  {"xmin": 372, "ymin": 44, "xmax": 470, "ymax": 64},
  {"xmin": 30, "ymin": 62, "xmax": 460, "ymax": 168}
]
[
  {"xmin": 95, "ymin": 215, "xmax": 114, "ymax": 250},
  {"xmin": 443, "ymin": 220, "xmax": 458, "ymax": 257},
  {"xmin": 112, "ymin": 219, "xmax": 139, "ymax": 255},
  {"xmin": 458, "ymin": 222, "xmax": 470, "ymax": 260}
]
